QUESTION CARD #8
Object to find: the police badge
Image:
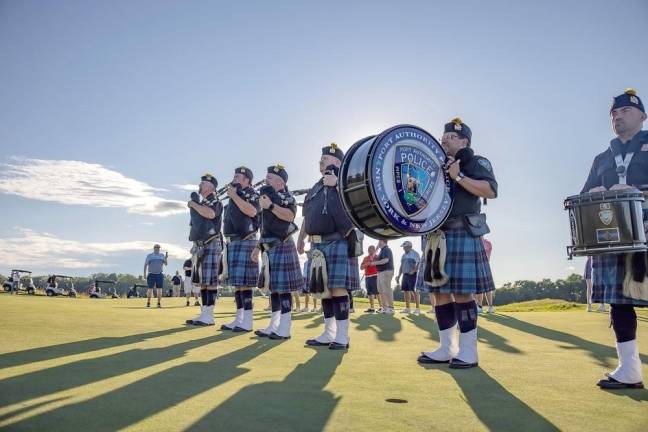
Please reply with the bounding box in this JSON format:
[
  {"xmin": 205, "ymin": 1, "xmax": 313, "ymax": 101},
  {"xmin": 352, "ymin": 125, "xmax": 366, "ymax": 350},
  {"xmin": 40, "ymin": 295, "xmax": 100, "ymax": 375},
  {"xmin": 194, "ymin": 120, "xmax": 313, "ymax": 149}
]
[{"xmin": 599, "ymin": 203, "xmax": 613, "ymax": 226}]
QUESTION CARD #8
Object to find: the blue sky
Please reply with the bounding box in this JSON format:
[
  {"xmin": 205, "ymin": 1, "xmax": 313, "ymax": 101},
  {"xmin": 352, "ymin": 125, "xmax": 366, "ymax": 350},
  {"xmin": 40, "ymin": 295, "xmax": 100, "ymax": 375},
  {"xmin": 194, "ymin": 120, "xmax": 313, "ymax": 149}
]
[{"xmin": 1, "ymin": 0, "xmax": 647, "ymax": 285}]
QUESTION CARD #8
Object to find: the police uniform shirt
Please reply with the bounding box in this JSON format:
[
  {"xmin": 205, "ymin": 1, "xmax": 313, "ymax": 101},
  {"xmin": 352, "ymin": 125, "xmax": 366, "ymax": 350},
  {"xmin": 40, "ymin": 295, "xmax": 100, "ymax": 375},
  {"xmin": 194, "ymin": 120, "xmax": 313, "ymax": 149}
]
[
  {"xmin": 224, "ymin": 186, "xmax": 260, "ymax": 237},
  {"xmin": 302, "ymin": 179, "xmax": 353, "ymax": 236},
  {"xmin": 449, "ymin": 155, "xmax": 498, "ymax": 217},
  {"xmin": 202, "ymin": 193, "xmax": 224, "ymax": 236},
  {"xmin": 581, "ymin": 130, "xmax": 648, "ymax": 192},
  {"xmin": 261, "ymin": 189, "xmax": 297, "ymax": 239},
  {"xmin": 183, "ymin": 259, "xmax": 192, "ymax": 277}
]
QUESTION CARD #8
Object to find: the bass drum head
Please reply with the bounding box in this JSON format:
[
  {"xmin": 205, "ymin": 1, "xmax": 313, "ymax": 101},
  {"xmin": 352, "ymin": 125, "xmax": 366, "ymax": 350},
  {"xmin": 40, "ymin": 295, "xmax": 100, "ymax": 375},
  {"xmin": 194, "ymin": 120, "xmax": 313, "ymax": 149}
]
[{"xmin": 340, "ymin": 124, "xmax": 452, "ymax": 239}]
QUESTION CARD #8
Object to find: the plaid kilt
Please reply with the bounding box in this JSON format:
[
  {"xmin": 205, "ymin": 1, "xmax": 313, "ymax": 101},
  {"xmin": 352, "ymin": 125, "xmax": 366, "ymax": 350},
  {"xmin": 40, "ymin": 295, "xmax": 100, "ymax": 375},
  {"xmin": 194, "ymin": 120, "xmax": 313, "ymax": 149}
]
[
  {"xmin": 592, "ymin": 254, "xmax": 648, "ymax": 306},
  {"xmin": 417, "ymin": 227, "xmax": 495, "ymax": 295},
  {"xmin": 263, "ymin": 238, "xmax": 305, "ymax": 294},
  {"xmin": 200, "ymin": 241, "xmax": 222, "ymax": 287},
  {"xmin": 304, "ymin": 240, "xmax": 361, "ymax": 291},
  {"xmin": 225, "ymin": 239, "xmax": 259, "ymax": 287}
]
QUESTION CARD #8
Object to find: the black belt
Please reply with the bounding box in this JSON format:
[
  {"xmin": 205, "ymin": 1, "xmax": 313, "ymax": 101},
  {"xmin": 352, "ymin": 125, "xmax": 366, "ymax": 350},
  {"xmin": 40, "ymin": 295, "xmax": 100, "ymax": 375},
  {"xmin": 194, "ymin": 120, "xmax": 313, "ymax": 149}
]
[
  {"xmin": 308, "ymin": 232, "xmax": 344, "ymax": 243},
  {"xmin": 259, "ymin": 238, "xmax": 284, "ymax": 252},
  {"xmin": 225, "ymin": 233, "xmax": 256, "ymax": 243},
  {"xmin": 441, "ymin": 217, "xmax": 464, "ymax": 230}
]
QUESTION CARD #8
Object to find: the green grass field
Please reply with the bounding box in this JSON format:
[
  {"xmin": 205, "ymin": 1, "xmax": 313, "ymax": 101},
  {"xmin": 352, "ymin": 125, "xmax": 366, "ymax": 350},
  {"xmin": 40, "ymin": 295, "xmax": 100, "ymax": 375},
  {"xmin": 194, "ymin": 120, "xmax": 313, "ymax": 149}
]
[{"xmin": 0, "ymin": 295, "xmax": 646, "ymax": 432}]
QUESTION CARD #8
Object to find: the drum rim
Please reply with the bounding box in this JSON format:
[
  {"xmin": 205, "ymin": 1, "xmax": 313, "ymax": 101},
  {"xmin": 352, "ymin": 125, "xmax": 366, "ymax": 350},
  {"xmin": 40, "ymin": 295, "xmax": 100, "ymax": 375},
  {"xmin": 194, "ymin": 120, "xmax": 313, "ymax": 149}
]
[{"xmin": 342, "ymin": 124, "xmax": 453, "ymax": 238}]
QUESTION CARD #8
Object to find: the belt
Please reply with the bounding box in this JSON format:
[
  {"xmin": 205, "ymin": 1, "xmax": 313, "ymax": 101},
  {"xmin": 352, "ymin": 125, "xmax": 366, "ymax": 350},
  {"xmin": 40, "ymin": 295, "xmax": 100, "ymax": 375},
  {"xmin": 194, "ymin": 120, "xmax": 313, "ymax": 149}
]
[
  {"xmin": 226, "ymin": 233, "xmax": 257, "ymax": 243},
  {"xmin": 309, "ymin": 232, "xmax": 344, "ymax": 243},
  {"xmin": 441, "ymin": 217, "xmax": 464, "ymax": 230},
  {"xmin": 259, "ymin": 238, "xmax": 282, "ymax": 252}
]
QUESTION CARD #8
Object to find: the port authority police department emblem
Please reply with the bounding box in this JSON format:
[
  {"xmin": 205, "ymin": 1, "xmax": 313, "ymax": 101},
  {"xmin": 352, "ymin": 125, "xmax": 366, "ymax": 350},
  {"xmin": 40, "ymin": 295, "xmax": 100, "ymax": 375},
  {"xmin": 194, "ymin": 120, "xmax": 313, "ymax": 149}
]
[
  {"xmin": 394, "ymin": 145, "xmax": 439, "ymax": 216},
  {"xmin": 370, "ymin": 125, "xmax": 452, "ymax": 234}
]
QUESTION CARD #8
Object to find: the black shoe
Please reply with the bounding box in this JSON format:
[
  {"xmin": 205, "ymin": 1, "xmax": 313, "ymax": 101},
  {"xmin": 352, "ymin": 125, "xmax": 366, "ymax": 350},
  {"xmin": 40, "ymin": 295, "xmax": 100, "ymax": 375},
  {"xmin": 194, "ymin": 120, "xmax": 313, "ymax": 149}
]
[
  {"xmin": 364, "ymin": 308, "xmax": 375, "ymax": 313},
  {"xmin": 185, "ymin": 319, "xmax": 195, "ymax": 325},
  {"xmin": 232, "ymin": 326, "xmax": 251, "ymax": 333},
  {"xmin": 146, "ymin": 303, "xmax": 150, "ymax": 308},
  {"xmin": 157, "ymin": 303, "xmax": 162, "ymax": 308},
  {"xmin": 254, "ymin": 330, "xmax": 270, "ymax": 338},
  {"xmin": 329, "ymin": 341, "xmax": 349, "ymax": 350},
  {"xmin": 192, "ymin": 320, "xmax": 214, "ymax": 327},
  {"xmin": 597, "ymin": 377, "xmax": 644, "ymax": 389},
  {"xmin": 417, "ymin": 353, "xmax": 450, "ymax": 364},
  {"xmin": 221, "ymin": 324, "xmax": 234, "ymax": 331},
  {"xmin": 186, "ymin": 301, "xmax": 190, "ymax": 306},
  {"xmin": 449, "ymin": 358, "xmax": 478, "ymax": 369},
  {"xmin": 269, "ymin": 332, "xmax": 290, "ymax": 340},
  {"xmin": 305, "ymin": 339, "xmax": 330, "ymax": 347},
  {"xmin": 194, "ymin": 301, "xmax": 201, "ymax": 306}
]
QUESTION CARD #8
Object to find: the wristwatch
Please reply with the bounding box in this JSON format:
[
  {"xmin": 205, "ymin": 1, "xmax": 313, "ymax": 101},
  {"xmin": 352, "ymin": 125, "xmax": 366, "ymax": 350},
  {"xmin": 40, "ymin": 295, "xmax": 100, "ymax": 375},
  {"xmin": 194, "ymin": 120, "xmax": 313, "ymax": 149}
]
[
  {"xmin": 455, "ymin": 172, "xmax": 465, "ymax": 183},
  {"xmin": 268, "ymin": 203, "xmax": 275, "ymax": 211}
]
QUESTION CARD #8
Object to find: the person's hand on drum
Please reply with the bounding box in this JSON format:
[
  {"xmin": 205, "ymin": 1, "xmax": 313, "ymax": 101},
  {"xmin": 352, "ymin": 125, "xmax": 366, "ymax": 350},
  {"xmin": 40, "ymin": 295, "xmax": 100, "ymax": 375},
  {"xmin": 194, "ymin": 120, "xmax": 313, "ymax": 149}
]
[
  {"xmin": 589, "ymin": 186, "xmax": 607, "ymax": 192},
  {"xmin": 323, "ymin": 173, "xmax": 337, "ymax": 187},
  {"xmin": 610, "ymin": 184, "xmax": 634, "ymax": 191}
]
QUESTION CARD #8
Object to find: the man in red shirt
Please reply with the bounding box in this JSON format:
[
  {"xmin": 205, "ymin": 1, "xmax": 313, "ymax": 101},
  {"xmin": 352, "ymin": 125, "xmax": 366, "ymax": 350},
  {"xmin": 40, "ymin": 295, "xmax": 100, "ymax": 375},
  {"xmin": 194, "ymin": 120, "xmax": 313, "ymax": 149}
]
[{"xmin": 360, "ymin": 245, "xmax": 381, "ymax": 313}]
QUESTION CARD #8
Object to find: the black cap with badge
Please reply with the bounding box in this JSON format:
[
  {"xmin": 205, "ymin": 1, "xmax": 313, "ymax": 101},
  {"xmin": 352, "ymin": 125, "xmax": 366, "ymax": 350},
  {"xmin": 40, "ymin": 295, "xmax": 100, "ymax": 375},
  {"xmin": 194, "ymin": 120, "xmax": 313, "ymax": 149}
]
[{"xmin": 611, "ymin": 88, "xmax": 644, "ymax": 114}]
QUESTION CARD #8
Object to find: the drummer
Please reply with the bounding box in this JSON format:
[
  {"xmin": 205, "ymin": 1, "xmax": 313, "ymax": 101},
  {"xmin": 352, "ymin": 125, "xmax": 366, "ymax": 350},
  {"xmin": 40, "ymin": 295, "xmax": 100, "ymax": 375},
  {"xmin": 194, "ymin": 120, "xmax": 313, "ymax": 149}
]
[
  {"xmin": 581, "ymin": 88, "xmax": 647, "ymax": 390},
  {"xmin": 417, "ymin": 117, "xmax": 497, "ymax": 369}
]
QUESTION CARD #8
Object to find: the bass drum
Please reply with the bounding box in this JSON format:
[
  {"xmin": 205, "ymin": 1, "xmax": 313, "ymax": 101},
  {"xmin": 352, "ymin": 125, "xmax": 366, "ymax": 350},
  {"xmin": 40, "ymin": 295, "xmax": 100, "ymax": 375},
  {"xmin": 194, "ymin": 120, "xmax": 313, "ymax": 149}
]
[{"xmin": 339, "ymin": 124, "xmax": 452, "ymax": 239}]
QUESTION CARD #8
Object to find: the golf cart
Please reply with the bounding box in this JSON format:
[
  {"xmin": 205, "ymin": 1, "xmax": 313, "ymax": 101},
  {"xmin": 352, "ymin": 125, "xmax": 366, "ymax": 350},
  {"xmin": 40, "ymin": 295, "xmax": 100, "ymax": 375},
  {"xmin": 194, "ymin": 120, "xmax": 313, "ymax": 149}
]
[
  {"xmin": 89, "ymin": 280, "xmax": 120, "ymax": 299},
  {"xmin": 3, "ymin": 270, "xmax": 36, "ymax": 295},
  {"xmin": 45, "ymin": 275, "xmax": 78, "ymax": 298},
  {"xmin": 127, "ymin": 284, "xmax": 147, "ymax": 298}
]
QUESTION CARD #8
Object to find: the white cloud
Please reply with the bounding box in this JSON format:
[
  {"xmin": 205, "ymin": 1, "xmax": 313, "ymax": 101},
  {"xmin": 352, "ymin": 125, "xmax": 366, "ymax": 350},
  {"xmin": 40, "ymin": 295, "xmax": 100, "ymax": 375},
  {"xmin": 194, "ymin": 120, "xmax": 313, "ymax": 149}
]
[
  {"xmin": 0, "ymin": 228, "xmax": 189, "ymax": 270},
  {"xmin": 173, "ymin": 184, "xmax": 198, "ymax": 192},
  {"xmin": 0, "ymin": 157, "xmax": 187, "ymax": 216}
]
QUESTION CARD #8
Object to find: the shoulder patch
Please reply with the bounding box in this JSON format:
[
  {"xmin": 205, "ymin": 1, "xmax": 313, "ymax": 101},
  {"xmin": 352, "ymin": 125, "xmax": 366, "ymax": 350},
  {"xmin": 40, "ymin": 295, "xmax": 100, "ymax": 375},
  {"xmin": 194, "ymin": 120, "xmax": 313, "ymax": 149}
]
[{"xmin": 477, "ymin": 158, "xmax": 492, "ymax": 172}]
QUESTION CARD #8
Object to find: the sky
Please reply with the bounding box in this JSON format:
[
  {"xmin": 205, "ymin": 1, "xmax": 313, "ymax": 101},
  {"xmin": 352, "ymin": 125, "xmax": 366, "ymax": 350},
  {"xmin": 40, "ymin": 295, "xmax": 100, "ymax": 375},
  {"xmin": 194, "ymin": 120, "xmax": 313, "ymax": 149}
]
[{"xmin": 1, "ymin": 0, "xmax": 647, "ymax": 285}]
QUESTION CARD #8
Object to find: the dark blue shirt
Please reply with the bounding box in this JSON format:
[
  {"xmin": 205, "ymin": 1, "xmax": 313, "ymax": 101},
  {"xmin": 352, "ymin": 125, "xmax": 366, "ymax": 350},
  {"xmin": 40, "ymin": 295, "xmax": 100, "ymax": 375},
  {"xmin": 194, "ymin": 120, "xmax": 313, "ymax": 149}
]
[
  {"xmin": 260, "ymin": 188, "xmax": 297, "ymax": 239},
  {"xmin": 450, "ymin": 154, "xmax": 498, "ymax": 218},
  {"xmin": 302, "ymin": 179, "xmax": 354, "ymax": 235},
  {"xmin": 224, "ymin": 186, "xmax": 260, "ymax": 237},
  {"xmin": 581, "ymin": 130, "xmax": 648, "ymax": 193},
  {"xmin": 376, "ymin": 246, "xmax": 394, "ymax": 272},
  {"xmin": 189, "ymin": 193, "xmax": 223, "ymax": 241}
]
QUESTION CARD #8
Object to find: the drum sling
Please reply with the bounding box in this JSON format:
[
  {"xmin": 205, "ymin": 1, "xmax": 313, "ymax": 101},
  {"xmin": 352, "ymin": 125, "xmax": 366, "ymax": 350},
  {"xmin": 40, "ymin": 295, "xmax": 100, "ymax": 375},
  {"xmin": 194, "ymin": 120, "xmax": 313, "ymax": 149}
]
[
  {"xmin": 423, "ymin": 230, "xmax": 449, "ymax": 287},
  {"xmin": 623, "ymin": 252, "xmax": 648, "ymax": 301}
]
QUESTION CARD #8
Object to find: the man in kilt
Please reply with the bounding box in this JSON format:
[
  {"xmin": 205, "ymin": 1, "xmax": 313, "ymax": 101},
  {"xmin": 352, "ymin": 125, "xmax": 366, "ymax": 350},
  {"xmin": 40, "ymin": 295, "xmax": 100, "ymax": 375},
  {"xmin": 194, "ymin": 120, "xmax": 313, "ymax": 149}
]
[
  {"xmin": 581, "ymin": 89, "xmax": 647, "ymax": 390},
  {"xmin": 298, "ymin": 143, "xmax": 361, "ymax": 350},
  {"xmin": 220, "ymin": 167, "xmax": 261, "ymax": 333},
  {"xmin": 185, "ymin": 173, "xmax": 223, "ymax": 327},
  {"xmin": 417, "ymin": 118, "xmax": 497, "ymax": 369},
  {"xmin": 252, "ymin": 164, "xmax": 305, "ymax": 340}
]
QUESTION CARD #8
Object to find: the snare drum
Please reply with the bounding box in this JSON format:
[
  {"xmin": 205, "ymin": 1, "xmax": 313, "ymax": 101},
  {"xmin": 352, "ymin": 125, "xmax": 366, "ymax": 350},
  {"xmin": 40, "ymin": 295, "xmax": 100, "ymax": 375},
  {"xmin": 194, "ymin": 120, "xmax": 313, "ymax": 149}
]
[
  {"xmin": 564, "ymin": 188, "xmax": 647, "ymax": 258},
  {"xmin": 339, "ymin": 124, "xmax": 453, "ymax": 239}
]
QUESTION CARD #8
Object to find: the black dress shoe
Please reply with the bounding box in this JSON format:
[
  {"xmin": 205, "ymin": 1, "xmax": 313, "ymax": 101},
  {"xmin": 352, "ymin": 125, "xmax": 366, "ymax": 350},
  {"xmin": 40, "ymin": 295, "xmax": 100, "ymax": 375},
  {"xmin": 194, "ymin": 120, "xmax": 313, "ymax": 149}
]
[
  {"xmin": 185, "ymin": 319, "xmax": 196, "ymax": 325},
  {"xmin": 305, "ymin": 339, "xmax": 330, "ymax": 347},
  {"xmin": 417, "ymin": 353, "xmax": 449, "ymax": 364},
  {"xmin": 192, "ymin": 321, "xmax": 214, "ymax": 327},
  {"xmin": 269, "ymin": 332, "xmax": 290, "ymax": 340},
  {"xmin": 329, "ymin": 342, "xmax": 349, "ymax": 350},
  {"xmin": 220, "ymin": 324, "xmax": 234, "ymax": 331},
  {"xmin": 597, "ymin": 377, "xmax": 644, "ymax": 389},
  {"xmin": 254, "ymin": 330, "xmax": 269, "ymax": 338},
  {"xmin": 232, "ymin": 326, "xmax": 251, "ymax": 333},
  {"xmin": 449, "ymin": 358, "xmax": 478, "ymax": 369}
]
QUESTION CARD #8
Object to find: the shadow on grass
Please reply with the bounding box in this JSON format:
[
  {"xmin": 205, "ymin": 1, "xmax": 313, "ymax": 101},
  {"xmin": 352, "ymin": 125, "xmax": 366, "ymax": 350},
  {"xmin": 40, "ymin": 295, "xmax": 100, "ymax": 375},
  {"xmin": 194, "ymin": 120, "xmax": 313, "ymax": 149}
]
[
  {"xmin": 0, "ymin": 332, "xmax": 234, "ymax": 408},
  {"xmin": 351, "ymin": 313, "xmax": 402, "ymax": 342},
  {"xmin": 485, "ymin": 314, "xmax": 648, "ymax": 368},
  {"xmin": 5, "ymin": 335, "xmax": 279, "ymax": 431},
  {"xmin": 421, "ymin": 364, "xmax": 560, "ymax": 431},
  {"xmin": 404, "ymin": 314, "xmax": 523, "ymax": 354},
  {"xmin": 0, "ymin": 327, "xmax": 191, "ymax": 370},
  {"xmin": 187, "ymin": 349, "xmax": 344, "ymax": 432}
]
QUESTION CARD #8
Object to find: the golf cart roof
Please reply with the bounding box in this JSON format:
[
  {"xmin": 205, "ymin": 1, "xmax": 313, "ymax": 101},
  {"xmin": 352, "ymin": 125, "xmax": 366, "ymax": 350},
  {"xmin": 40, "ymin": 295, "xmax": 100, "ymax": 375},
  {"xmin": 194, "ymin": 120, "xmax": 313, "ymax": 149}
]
[
  {"xmin": 10, "ymin": 269, "xmax": 32, "ymax": 274},
  {"xmin": 95, "ymin": 280, "xmax": 116, "ymax": 284}
]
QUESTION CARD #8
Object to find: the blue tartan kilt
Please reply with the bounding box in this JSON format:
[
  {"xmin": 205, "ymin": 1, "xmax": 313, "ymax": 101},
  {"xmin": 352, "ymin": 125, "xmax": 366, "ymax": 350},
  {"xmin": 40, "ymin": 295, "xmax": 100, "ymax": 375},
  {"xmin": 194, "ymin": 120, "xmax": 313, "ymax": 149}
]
[
  {"xmin": 264, "ymin": 238, "xmax": 305, "ymax": 294},
  {"xmin": 592, "ymin": 254, "xmax": 648, "ymax": 306},
  {"xmin": 304, "ymin": 240, "xmax": 360, "ymax": 291},
  {"xmin": 200, "ymin": 241, "xmax": 222, "ymax": 287},
  {"xmin": 225, "ymin": 239, "xmax": 259, "ymax": 287},
  {"xmin": 417, "ymin": 227, "xmax": 495, "ymax": 295}
]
